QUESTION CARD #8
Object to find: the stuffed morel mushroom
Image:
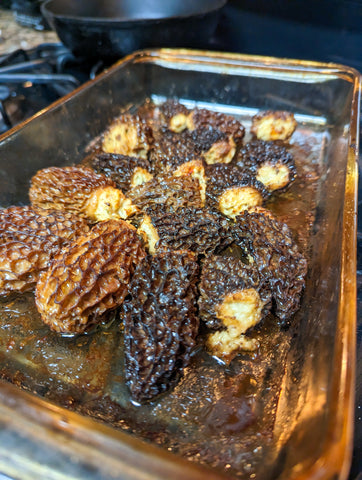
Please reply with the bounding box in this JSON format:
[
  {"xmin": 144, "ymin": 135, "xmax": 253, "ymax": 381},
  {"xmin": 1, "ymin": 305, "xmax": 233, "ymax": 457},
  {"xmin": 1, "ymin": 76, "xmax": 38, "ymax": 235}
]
[
  {"xmin": 187, "ymin": 108, "xmax": 245, "ymax": 144},
  {"xmin": 128, "ymin": 173, "xmax": 203, "ymax": 215},
  {"xmin": 29, "ymin": 166, "xmax": 138, "ymax": 222},
  {"xmin": 158, "ymin": 99, "xmax": 190, "ymax": 133},
  {"xmin": 236, "ymin": 140, "xmax": 296, "ymax": 192},
  {"xmin": 199, "ymin": 255, "xmax": 271, "ymax": 362},
  {"xmin": 233, "ymin": 207, "xmax": 307, "ymax": 321},
  {"xmin": 137, "ymin": 206, "xmax": 234, "ymax": 256},
  {"xmin": 206, "ymin": 163, "xmax": 269, "ymax": 219},
  {"xmin": 149, "ymin": 127, "xmax": 202, "ymax": 174},
  {"xmin": 122, "ymin": 250, "xmax": 199, "ymax": 403},
  {"xmin": 173, "ymin": 159, "xmax": 207, "ymax": 206},
  {"xmin": 250, "ymin": 110, "xmax": 297, "ymax": 141},
  {"xmin": 82, "ymin": 151, "xmax": 153, "ymax": 193},
  {"xmin": 190, "ymin": 127, "xmax": 237, "ymax": 165},
  {"xmin": 150, "ymin": 119, "xmax": 240, "ymax": 172},
  {"xmin": 101, "ymin": 113, "xmax": 153, "ymax": 160}
]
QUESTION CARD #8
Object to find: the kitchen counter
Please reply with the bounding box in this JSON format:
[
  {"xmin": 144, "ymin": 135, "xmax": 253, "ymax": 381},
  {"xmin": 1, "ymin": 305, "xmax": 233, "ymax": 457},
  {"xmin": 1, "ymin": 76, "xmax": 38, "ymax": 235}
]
[{"xmin": 0, "ymin": 8, "xmax": 58, "ymax": 55}]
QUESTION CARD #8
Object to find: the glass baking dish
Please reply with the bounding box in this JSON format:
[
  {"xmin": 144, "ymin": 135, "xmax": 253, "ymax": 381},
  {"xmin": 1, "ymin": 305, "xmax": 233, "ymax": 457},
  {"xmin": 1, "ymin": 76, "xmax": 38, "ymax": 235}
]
[{"xmin": 0, "ymin": 49, "xmax": 359, "ymax": 480}]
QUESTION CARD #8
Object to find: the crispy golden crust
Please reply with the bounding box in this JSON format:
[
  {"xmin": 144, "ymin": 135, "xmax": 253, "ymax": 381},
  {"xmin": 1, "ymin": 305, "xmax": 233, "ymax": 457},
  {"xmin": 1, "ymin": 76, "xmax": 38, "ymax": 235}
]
[
  {"xmin": 122, "ymin": 250, "xmax": 199, "ymax": 403},
  {"xmin": 250, "ymin": 110, "xmax": 297, "ymax": 141},
  {"xmin": 35, "ymin": 220, "xmax": 146, "ymax": 334},
  {"xmin": 0, "ymin": 206, "xmax": 90, "ymax": 295}
]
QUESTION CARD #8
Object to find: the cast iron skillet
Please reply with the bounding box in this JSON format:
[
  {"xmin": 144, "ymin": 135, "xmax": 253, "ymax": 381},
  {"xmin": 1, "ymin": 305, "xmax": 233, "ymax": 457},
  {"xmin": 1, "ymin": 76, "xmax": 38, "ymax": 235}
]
[{"xmin": 41, "ymin": 0, "xmax": 227, "ymax": 61}]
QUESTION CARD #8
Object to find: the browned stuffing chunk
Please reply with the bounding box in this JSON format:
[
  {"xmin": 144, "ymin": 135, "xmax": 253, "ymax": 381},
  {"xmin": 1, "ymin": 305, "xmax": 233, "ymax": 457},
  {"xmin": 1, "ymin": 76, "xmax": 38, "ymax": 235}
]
[
  {"xmin": 0, "ymin": 206, "xmax": 90, "ymax": 295},
  {"xmin": 35, "ymin": 220, "xmax": 146, "ymax": 335},
  {"xmin": 233, "ymin": 207, "xmax": 307, "ymax": 321},
  {"xmin": 122, "ymin": 250, "xmax": 199, "ymax": 403}
]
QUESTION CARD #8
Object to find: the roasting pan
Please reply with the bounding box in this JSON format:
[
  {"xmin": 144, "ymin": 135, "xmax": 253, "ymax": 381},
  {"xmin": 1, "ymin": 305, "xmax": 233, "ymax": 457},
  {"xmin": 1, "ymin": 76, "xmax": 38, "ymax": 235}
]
[{"xmin": 0, "ymin": 49, "xmax": 359, "ymax": 480}]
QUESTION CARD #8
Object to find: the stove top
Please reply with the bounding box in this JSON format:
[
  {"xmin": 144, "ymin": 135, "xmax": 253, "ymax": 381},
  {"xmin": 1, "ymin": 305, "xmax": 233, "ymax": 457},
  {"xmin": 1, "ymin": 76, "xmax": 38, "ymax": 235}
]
[{"xmin": 0, "ymin": 43, "xmax": 106, "ymax": 134}]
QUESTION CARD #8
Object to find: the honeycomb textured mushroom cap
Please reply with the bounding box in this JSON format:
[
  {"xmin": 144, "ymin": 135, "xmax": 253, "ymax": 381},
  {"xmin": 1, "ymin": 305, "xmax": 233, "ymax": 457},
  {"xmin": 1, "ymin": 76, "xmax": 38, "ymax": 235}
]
[
  {"xmin": 35, "ymin": 219, "xmax": 146, "ymax": 334},
  {"xmin": 122, "ymin": 250, "xmax": 199, "ymax": 403},
  {"xmin": 0, "ymin": 206, "xmax": 90, "ymax": 295}
]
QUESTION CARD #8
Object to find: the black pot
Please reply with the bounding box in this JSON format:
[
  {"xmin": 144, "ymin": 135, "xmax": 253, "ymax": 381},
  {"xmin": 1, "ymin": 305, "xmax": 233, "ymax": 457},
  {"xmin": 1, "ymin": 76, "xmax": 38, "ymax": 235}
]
[{"xmin": 41, "ymin": 0, "xmax": 227, "ymax": 60}]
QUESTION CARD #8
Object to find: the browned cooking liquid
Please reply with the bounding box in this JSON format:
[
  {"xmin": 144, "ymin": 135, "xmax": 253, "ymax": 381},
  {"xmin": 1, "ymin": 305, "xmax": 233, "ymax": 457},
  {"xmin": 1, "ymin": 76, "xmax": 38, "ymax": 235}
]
[{"xmin": 0, "ymin": 110, "xmax": 323, "ymax": 479}]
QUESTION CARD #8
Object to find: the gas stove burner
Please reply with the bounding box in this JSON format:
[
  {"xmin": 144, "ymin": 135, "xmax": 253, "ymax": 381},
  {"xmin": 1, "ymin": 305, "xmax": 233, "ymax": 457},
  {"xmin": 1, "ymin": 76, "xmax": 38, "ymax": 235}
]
[{"xmin": 0, "ymin": 43, "xmax": 107, "ymax": 134}]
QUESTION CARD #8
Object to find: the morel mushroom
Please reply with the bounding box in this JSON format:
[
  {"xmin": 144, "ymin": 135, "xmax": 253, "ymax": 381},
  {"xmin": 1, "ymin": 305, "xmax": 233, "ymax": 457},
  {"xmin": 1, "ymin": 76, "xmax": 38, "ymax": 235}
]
[
  {"xmin": 206, "ymin": 163, "xmax": 268, "ymax": 219},
  {"xmin": 250, "ymin": 110, "xmax": 297, "ymax": 141},
  {"xmin": 29, "ymin": 166, "xmax": 138, "ymax": 222},
  {"xmin": 150, "ymin": 124, "xmax": 237, "ymax": 173},
  {"xmin": 173, "ymin": 159, "xmax": 207, "ymax": 206},
  {"xmin": 101, "ymin": 113, "xmax": 153, "ymax": 160},
  {"xmin": 122, "ymin": 250, "xmax": 199, "ymax": 403},
  {"xmin": 190, "ymin": 127, "xmax": 237, "ymax": 165},
  {"xmin": 0, "ymin": 206, "xmax": 89, "ymax": 295},
  {"xmin": 198, "ymin": 255, "xmax": 271, "ymax": 362},
  {"xmin": 236, "ymin": 140, "xmax": 296, "ymax": 192},
  {"xmin": 158, "ymin": 99, "xmax": 190, "ymax": 133},
  {"xmin": 187, "ymin": 107, "xmax": 245, "ymax": 145},
  {"xmin": 149, "ymin": 127, "xmax": 201, "ymax": 173},
  {"xmin": 82, "ymin": 152, "xmax": 153, "ymax": 193},
  {"xmin": 233, "ymin": 207, "xmax": 307, "ymax": 321},
  {"xmin": 35, "ymin": 220, "xmax": 146, "ymax": 334},
  {"xmin": 137, "ymin": 206, "xmax": 233, "ymax": 256},
  {"xmin": 128, "ymin": 173, "xmax": 203, "ymax": 215}
]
